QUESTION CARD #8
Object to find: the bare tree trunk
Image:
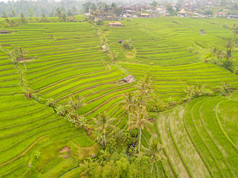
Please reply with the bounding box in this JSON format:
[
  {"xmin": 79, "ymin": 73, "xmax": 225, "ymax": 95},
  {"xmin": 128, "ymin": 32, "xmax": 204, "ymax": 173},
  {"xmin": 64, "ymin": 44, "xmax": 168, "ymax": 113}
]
[
  {"xmin": 104, "ymin": 130, "xmax": 106, "ymax": 147},
  {"xmin": 128, "ymin": 107, "xmax": 130, "ymax": 129},
  {"xmin": 24, "ymin": 60, "xmax": 27, "ymax": 70},
  {"xmin": 139, "ymin": 126, "xmax": 142, "ymax": 153}
]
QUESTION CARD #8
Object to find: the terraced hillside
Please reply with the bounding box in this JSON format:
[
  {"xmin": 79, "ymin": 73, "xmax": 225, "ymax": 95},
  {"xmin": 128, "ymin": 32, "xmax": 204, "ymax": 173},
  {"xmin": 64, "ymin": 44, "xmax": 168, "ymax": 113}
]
[
  {"xmin": 156, "ymin": 94, "xmax": 238, "ymax": 178},
  {"xmin": 0, "ymin": 53, "xmax": 94, "ymax": 176},
  {"xmin": 0, "ymin": 18, "xmax": 237, "ymax": 177},
  {"xmin": 119, "ymin": 62, "xmax": 238, "ymax": 99},
  {"xmin": 108, "ymin": 18, "xmax": 238, "ymax": 66},
  {"xmin": 0, "ymin": 22, "xmax": 135, "ymax": 176}
]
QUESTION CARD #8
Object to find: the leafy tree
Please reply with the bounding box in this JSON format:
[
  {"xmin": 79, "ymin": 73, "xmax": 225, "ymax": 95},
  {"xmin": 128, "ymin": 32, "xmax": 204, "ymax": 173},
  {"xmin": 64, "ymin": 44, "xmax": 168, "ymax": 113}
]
[
  {"xmin": 2, "ymin": 12, "xmax": 8, "ymax": 18},
  {"xmin": 41, "ymin": 14, "xmax": 47, "ymax": 22},
  {"xmin": 151, "ymin": 1, "xmax": 158, "ymax": 8},
  {"xmin": 219, "ymin": 82, "xmax": 233, "ymax": 96},
  {"xmin": 28, "ymin": 8, "xmax": 34, "ymax": 18},
  {"xmin": 82, "ymin": 2, "xmax": 96, "ymax": 13},
  {"xmin": 96, "ymin": 19, "xmax": 103, "ymax": 25},
  {"xmin": 11, "ymin": 10, "xmax": 17, "ymax": 17},
  {"xmin": 122, "ymin": 38, "xmax": 134, "ymax": 50}
]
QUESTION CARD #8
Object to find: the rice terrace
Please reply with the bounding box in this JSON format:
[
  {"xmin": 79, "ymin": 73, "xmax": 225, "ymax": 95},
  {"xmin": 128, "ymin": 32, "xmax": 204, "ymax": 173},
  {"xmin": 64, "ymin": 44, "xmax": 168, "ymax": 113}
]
[{"xmin": 0, "ymin": 1, "xmax": 238, "ymax": 177}]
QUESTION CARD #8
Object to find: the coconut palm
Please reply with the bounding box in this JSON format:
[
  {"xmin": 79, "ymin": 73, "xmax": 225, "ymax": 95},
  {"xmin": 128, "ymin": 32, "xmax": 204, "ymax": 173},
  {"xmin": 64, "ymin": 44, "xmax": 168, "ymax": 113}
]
[
  {"xmin": 129, "ymin": 106, "xmax": 152, "ymax": 153},
  {"xmin": 46, "ymin": 98, "xmax": 55, "ymax": 108},
  {"xmin": 142, "ymin": 135, "xmax": 165, "ymax": 176},
  {"xmin": 15, "ymin": 47, "xmax": 28, "ymax": 70},
  {"xmin": 120, "ymin": 92, "xmax": 135, "ymax": 129},
  {"xmin": 0, "ymin": 47, "xmax": 18, "ymax": 65},
  {"xmin": 232, "ymin": 24, "xmax": 238, "ymax": 38},
  {"xmin": 55, "ymin": 105, "xmax": 67, "ymax": 116},
  {"xmin": 225, "ymin": 40, "xmax": 236, "ymax": 50},
  {"xmin": 67, "ymin": 95, "xmax": 85, "ymax": 119},
  {"xmin": 92, "ymin": 112, "xmax": 115, "ymax": 147},
  {"xmin": 223, "ymin": 48, "xmax": 233, "ymax": 61}
]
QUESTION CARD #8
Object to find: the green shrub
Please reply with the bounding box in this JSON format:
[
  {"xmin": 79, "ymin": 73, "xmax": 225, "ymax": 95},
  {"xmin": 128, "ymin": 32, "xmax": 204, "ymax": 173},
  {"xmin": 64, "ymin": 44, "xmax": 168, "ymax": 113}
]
[{"xmin": 122, "ymin": 38, "xmax": 134, "ymax": 50}]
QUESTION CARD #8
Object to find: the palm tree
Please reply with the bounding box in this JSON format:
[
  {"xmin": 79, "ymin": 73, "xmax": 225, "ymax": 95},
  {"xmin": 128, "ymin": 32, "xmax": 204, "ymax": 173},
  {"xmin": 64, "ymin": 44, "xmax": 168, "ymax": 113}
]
[
  {"xmin": 55, "ymin": 105, "xmax": 67, "ymax": 116},
  {"xmin": 135, "ymin": 75, "xmax": 154, "ymax": 108},
  {"xmin": 92, "ymin": 112, "xmax": 115, "ymax": 147},
  {"xmin": 16, "ymin": 47, "xmax": 28, "ymax": 70},
  {"xmin": 120, "ymin": 92, "xmax": 135, "ymax": 129},
  {"xmin": 225, "ymin": 40, "xmax": 236, "ymax": 50},
  {"xmin": 0, "ymin": 47, "xmax": 18, "ymax": 66},
  {"xmin": 46, "ymin": 98, "xmax": 55, "ymax": 108},
  {"xmin": 79, "ymin": 160, "xmax": 90, "ymax": 177},
  {"xmin": 223, "ymin": 48, "xmax": 233, "ymax": 61},
  {"xmin": 142, "ymin": 135, "xmax": 165, "ymax": 176},
  {"xmin": 129, "ymin": 106, "xmax": 152, "ymax": 153},
  {"xmin": 67, "ymin": 95, "xmax": 84, "ymax": 120},
  {"xmin": 232, "ymin": 24, "xmax": 238, "ymax": 39}
]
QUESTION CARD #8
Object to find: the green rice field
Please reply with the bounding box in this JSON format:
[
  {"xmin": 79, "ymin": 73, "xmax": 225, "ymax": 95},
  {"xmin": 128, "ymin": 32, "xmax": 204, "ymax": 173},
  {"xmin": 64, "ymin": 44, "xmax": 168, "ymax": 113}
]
[{"xmin": 0, "ymin": 17, "xmax": 237, "ymax": 177}]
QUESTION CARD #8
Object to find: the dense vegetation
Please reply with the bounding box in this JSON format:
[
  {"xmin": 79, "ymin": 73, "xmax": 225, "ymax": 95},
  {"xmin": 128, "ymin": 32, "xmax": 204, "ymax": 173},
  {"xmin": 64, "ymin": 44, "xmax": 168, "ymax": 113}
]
[{"xmin": 0, "ymin": 17, "xmax": 237, "ymax": 177}]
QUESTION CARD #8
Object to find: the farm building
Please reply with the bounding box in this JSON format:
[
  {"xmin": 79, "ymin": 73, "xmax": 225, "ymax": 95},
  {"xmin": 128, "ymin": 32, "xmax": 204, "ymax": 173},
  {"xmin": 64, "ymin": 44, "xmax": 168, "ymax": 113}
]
[
  {"xmin": 178, "ymin": 9, "xmax": 188, "ymax": 17},
  {"xmin": 141, "ymin": 13, "xmax": 150, "ymax": 18},
  {"xmin": 109, "ymin": 22, "xmax": 123, "ymax": 27},
  {"xmin": 228, "ymin": 15, "xmax": 238, "ymax": 19},
  {"xmin": 122, "ymin": 75, "xmax": 134, "ymax": 83},
  {"xmin": 0, "ymin": 30, "xmax": 10, "ymax": 34}
]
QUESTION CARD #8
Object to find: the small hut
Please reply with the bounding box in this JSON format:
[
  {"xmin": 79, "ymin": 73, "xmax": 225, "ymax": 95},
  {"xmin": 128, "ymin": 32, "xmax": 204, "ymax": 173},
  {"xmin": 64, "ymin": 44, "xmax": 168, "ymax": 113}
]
[
  {"xmin": 141, "ymin": 13, "xmax": 150, "ymax": 18},
  {"xmin": 0, "ymin": 30, "xmax": 10, "ymax": 34},
  {"xmin": 109, "ymin": 22, "xmax": 123, "ymax": 27},
  {"xmin": 178, "ymin": 9, "xmax": 188, "ymax": 17},
  {"xmin": 122, "ymin": 75, "xmax": 134, "ymax": 83}
]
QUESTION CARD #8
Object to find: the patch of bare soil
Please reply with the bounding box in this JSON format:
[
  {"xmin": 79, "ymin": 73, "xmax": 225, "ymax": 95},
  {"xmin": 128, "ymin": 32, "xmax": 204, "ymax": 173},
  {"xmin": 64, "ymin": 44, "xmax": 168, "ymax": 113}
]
[
  {"xmin": 18, "ymin": 59, "xmax": 34, "ymax": 63},
  {"xmin": 200, "ymin": 29, "xmax": 206, "ymax": 35},
  {"xmin": 59, "ymin": 146, "xmax": 70, "ymax": 159}
]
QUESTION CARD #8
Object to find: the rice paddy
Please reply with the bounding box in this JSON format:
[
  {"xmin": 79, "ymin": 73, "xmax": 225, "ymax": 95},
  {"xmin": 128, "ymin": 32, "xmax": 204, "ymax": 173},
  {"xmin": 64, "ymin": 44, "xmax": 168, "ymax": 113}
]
[{"xmin": 0, "ymin": 17, "xmax": 237, "ymax": 177}]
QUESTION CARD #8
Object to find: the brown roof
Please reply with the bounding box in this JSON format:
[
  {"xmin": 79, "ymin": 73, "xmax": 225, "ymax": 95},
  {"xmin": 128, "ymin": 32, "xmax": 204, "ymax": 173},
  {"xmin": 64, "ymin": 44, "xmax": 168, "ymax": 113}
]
[
  {"xmin": 0, "ymin": 30, "xmax": 10, "ymax": 33},
  {"xmin": 114, "ymin": 22, "xmax": 122, "ymax": 25},
  {"xmin": 178, "ymin": 9, "xmax": 188, "ymax": 14}
]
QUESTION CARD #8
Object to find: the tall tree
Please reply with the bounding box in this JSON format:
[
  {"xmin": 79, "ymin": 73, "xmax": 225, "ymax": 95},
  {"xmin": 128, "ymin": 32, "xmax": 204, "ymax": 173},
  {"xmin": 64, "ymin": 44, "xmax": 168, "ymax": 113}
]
[
  {"xmin": 20, "ymin": 13, "xmax": 26, "ymax": 24},
  {"xmin": 142, "ymin": 135, "xmax": 165, "ymax": 176},
  {"xmin": 92, "ymin": 112, "xmax": 115, "ymax": 147},
  {"xmin": 16, "ymin": 47, "xmax": 28, "ymax": 70},
  {"xmin": 120, "ymin": 92, "xmax": 135, "ymax": 129},
  {"xmin": 129, "ymin": 106, "xmax": 152, "ymax": 153},
  {"xmin": 67, "ymin": 95, "xmax": 84, "ymax": 120}
]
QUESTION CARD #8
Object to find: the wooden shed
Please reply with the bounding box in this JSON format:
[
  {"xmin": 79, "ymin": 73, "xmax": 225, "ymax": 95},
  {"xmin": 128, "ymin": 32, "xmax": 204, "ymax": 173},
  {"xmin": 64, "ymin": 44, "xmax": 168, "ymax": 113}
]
[
  {"xmin": 0, "ymin": 30, "xmax": 10, "ymax": 34},
  {"xmin": 109, "ymin": 22, "xmax": 123, "ymax": 27},
  {"xmin": 122, "ymin": 75, "xmax": 134, "ymax": 83}
]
